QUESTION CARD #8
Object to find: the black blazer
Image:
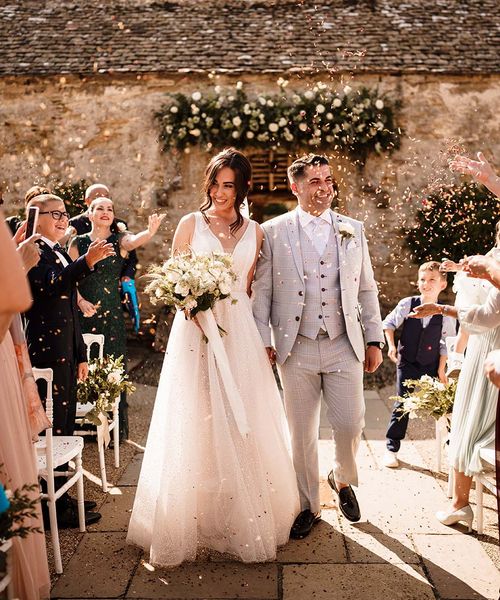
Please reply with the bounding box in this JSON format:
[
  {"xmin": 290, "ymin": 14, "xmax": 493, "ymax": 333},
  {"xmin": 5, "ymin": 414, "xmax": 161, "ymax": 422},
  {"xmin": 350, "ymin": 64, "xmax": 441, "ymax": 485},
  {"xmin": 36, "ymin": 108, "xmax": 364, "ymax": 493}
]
[
  {"xmin": 25, "ymin": 240, "xmax": 92, "ymax": 365},
  {"xmin": 69, "ymin": 212, "xmax": 138, "ymax": 280}
]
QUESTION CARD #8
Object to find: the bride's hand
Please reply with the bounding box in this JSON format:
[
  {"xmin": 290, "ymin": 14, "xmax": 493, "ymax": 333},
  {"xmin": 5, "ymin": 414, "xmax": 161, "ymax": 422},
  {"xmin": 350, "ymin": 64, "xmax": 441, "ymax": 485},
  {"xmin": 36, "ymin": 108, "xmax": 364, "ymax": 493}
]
[{"xmin": 184, "ymin": 309, "xmax": 204, "ymax": 334}]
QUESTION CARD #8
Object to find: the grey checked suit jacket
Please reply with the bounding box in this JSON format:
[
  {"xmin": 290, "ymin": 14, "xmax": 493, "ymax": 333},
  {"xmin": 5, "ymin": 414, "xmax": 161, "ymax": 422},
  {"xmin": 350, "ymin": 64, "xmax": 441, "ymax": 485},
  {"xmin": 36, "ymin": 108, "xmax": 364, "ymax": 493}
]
[{"xmin": 252, "ymin": 208, "xmax": 384, "ymax": 365}]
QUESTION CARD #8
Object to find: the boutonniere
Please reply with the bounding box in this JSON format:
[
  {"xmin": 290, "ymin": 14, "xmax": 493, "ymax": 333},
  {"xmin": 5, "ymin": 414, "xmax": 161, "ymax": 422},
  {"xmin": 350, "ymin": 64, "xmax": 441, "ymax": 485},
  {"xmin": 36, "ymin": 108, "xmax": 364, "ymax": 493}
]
[
  {"xmin": 116, "ymin": 222, "xmax": 127, "ymax": 233},
  {"xmin": 338, "ymin": 222, "xmax": 355, "ymax": 244}
]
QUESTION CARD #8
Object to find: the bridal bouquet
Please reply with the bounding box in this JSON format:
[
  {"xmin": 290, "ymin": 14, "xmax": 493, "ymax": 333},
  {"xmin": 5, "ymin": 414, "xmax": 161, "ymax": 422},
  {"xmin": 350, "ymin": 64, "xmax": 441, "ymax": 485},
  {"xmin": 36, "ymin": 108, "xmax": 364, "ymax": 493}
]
[
  {"xmin": 77, "ymin": 355, "xmax": 135, "ymax": 425},
  {"xmin": 391, "ymin": 375, "xmax": 457, "ymax": 421},
  {"xmin": 145, "ymin": 252, "xmax": 238, "ymax": 317}
]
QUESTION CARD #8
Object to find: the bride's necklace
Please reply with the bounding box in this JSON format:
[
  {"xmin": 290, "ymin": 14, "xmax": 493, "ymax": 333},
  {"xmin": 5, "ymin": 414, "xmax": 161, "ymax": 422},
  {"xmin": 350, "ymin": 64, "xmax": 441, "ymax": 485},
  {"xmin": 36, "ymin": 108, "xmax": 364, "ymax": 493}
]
[{"xmin": 207, "ymin": 213, "xmax": 235, "ymax": 239}]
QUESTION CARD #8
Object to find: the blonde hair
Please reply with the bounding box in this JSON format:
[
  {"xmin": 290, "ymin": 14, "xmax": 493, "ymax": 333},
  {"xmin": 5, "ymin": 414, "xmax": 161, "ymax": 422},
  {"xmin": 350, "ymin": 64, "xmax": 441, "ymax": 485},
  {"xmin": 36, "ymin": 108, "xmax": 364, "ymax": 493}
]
[
  {"xmin": 419, "ymin": 260, "xmax": 447, "ymax": 282},
  {"xmin": 26, "ymin": 193, "xmax": 64, "ymax": 210}
]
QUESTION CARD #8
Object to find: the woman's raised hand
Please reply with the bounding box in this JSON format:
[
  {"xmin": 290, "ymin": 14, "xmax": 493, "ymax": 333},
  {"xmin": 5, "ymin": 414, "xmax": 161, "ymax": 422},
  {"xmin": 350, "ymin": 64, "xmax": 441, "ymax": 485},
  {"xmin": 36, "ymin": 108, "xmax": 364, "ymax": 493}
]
[
  {"xmin": 449, "ymin": 152, "xmax": 496, "ymax": 187},
  {"xmin": 147, "ymin": 213, "xmax": 166, "ymax": 236}
]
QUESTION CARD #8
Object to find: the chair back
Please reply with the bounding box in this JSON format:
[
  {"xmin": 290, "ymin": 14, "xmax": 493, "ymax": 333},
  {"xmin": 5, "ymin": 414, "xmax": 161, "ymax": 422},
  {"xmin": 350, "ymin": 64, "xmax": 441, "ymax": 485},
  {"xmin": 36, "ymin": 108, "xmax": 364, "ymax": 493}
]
[
  {"xmin": 32, "ymin": 367, "xmax": 54, "ymax": 474},
  {"xmin": 82, "ymin": 333, "xmax": 105, "ymax": 360}
]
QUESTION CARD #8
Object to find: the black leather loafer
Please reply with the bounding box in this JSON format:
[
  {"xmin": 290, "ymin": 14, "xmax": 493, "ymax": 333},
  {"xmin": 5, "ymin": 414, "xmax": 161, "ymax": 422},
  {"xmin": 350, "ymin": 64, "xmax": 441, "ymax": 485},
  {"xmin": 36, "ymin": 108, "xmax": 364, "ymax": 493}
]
[
  {"xmin": 327, "ymin": 470, "xmax": 361, "ymax": 522},
  {"xmin": 69, "ymin": 496, "xmax": 97, "ymax": 511},
  {"xmin": 45, "ymin": 507, "xmax": 102, "ymax": 530},
  {"xmin": 290, "ymin": 509, "xmax": 321, "ymax": 539}
]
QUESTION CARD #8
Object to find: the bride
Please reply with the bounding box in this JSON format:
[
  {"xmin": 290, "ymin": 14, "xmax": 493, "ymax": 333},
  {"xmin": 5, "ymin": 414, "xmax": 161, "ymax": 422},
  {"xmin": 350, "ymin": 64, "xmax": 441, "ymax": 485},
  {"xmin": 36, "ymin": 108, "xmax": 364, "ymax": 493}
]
[{"xmin": 127, "ymin": 148, "xmax": 299, "ymax": 566}]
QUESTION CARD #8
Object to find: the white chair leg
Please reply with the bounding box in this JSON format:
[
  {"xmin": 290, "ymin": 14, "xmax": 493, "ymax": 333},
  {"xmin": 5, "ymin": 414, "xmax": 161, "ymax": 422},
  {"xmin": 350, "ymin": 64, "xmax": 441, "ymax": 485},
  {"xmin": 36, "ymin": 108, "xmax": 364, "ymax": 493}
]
[
  {"xmin": 75, "ymin": 452, "xmax": 86, "ymax": 532},
  {"xmin": 113, "ymin": 405, "xmax": 120, "ymax": 469},
  {"xmin": 435, "ymin": 419, "xmax": 442, "ymax": 472},
  {"xmin": 48, "ymin": 497, "xmax": 63, "ymax": 574},
  {"xmin": 476, "ymin": 478, "xmax": 484, "ymax": 535},
  {"xmin": 447, "ymin": 466, "xmax": 454, "ymax": 499},
  {"xmin": 97, "ymin": 429, "xmax": 108, "ymax": 493}
]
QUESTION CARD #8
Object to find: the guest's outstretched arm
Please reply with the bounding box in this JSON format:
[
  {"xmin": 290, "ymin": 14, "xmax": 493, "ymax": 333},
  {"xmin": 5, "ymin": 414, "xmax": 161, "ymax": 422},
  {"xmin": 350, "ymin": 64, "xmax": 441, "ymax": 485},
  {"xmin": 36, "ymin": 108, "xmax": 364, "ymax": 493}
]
[
  {"xmin": 449, "ymin": 152, "xmax": 500, "ymax": 198},
  {"xmin": 121, "ymin": 213, "xmax": 166, "ymax": 252}
]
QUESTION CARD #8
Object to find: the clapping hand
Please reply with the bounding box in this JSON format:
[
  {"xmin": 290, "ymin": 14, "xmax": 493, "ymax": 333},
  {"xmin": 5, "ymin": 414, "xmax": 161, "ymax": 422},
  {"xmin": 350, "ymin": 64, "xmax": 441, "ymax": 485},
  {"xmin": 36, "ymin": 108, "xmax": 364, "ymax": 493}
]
[
  {"xmin": 85, "ymin": 239, "xmax": 115, "ymax": 269},
  {"xmin": 462, "ymin": 255, "xmax": 494, "ymax": 280},
  {"xmin": 147, "ymin": 213, "xmax": 166, "ymax": 236},
  {"xmin": 449, "ymin": 152, "xmax": 495, "ymax": 186},
  {"xmin": 78, "ymin": 296, "xmax": 99, "ymax": 317},
  {"xmin": 439, "ymin": 259, "xmax": 462, "ymax": 273}
]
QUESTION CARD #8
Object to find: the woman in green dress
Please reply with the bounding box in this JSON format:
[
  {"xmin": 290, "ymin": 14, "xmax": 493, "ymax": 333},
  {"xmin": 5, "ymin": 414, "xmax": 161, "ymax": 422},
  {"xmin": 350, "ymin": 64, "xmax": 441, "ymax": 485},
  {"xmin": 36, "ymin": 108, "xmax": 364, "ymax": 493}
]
[{"xmin": 69, "ymin": 198, "xmax": 165, "ymax": 439}]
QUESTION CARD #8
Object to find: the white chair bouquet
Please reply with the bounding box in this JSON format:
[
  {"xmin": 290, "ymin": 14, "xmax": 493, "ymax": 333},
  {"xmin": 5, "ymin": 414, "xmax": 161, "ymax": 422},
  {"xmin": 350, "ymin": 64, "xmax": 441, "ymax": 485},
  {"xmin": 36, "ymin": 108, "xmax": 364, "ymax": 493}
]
[
  {"xmin": 77, "ymin": 355, "xmax": 135, "ymax": 425},
  {"xmin": 145, "ymin": 252, "xmax": 238, "ymax": 338},
  {"xmin": 391, "ymin": 374, "xmax": 457, "ymax": 422}
]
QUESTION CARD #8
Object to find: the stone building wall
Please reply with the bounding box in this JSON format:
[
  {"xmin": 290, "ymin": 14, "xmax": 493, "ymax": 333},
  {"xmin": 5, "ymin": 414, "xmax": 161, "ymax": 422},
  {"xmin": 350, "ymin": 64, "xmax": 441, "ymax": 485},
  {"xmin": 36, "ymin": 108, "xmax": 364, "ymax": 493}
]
[{"xmin": 1, "ymin": 72, "xmax": 499, "ymax": 326}]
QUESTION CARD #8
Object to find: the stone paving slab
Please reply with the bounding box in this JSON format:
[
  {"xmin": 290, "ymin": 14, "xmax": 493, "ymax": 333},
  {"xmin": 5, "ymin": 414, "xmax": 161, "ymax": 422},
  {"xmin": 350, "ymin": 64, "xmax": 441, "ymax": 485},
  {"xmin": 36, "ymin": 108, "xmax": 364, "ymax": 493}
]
[
  {"xmin": 282, "ymin": 563, "xmax": 435, "ymax": 599},
  {"xmin": 276, "ymin": 510, "xmax": 346, "ymax": 564},
  {"xmin": 51, "ymin": 532, "xmax": 142, "ymax": 598},
  {"xmin": 119, "ymin": 453, "xmax": 144, "ymax": 487},
  {"xmin": 88, "ymin": 486, "xmax": 136, "ymax": 532},
  {"xmin": 413, "ymin": 534, "xmax": 500, "ymax": 600},
  {"xmin": 345, "ymin": 531, "xmax": 420, "ymax": 564},
  {"xmin": 127, "ymin": 561, "xmax": 278, "ymax": 598}
]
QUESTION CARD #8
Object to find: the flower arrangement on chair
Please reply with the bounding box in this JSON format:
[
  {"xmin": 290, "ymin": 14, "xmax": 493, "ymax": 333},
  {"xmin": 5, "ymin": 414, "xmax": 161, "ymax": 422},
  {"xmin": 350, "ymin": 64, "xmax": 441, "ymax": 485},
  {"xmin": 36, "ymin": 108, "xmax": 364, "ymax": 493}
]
[
  {"xmin": 77, "ymin": 355, "xmax": 135, "ymax": 426},
  {"xmin": 391, "ymin": 374, "xmax": 457, "ymax": 425}
]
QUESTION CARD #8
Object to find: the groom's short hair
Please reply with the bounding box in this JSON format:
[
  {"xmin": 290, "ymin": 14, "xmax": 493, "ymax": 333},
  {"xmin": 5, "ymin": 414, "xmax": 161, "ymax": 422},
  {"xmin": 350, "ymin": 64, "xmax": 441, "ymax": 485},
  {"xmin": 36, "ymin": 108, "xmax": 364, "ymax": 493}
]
[{"xmin": 287, "ymin": 154, "xmax": 330, "ymax": 182}]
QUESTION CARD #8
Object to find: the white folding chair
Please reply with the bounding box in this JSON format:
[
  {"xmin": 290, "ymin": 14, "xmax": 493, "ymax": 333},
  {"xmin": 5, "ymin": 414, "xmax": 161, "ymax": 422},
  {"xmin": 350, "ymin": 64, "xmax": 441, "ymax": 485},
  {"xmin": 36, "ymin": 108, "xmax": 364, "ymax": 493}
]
[
  {"xmin": 74, "ymin": 333, "xmax": 121, "ymax": 492},
  {"xmin": 0, "ymin": 538, "xmax": 13, "ymax": 599},
  {"xmin": 33, "ymin": 368, "xmax": 85, "ymax": 574},
  {"xmin": 475, "ymin": 442, "xmax": 496, "ymax": 535}
]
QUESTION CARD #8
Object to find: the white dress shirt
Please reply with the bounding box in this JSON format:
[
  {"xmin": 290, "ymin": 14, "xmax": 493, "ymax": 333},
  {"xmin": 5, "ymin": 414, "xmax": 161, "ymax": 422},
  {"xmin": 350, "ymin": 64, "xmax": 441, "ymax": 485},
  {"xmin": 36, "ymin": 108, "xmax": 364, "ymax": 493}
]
[
  {"xmin": 40, "ymin": 236, "xmax": 69, "ymax": 267},
  {"xmin": 297, "ymin": 206, "xmax": 332, "ymax": 257}
]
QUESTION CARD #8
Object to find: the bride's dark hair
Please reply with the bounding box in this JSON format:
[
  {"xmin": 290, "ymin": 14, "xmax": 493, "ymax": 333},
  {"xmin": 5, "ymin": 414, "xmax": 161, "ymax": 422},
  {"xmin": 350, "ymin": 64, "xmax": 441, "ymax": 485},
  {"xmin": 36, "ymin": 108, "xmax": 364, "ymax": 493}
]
[{"xmin": 200, "ymin": 148, "xmax": 252, "ymax": 234}]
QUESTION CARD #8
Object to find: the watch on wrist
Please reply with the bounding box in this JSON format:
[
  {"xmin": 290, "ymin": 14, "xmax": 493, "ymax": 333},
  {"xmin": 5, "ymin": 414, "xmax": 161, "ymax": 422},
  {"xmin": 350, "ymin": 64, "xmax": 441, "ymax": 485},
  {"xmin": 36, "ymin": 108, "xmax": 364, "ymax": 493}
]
[{"xmin": 367, "ymin": 341, "xmax": 385, "ymax": 349}]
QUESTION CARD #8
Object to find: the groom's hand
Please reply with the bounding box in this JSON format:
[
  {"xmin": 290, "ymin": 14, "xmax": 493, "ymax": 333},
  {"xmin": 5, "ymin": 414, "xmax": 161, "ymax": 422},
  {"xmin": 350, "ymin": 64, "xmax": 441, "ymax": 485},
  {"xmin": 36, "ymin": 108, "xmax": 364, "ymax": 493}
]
[
  {"xmin": 266, "ymin": 346, "xmax": 277, "ymax": 366},
  {"xmin": 364, "ymin": 346, "xmax": 382, "ymax": 373}
]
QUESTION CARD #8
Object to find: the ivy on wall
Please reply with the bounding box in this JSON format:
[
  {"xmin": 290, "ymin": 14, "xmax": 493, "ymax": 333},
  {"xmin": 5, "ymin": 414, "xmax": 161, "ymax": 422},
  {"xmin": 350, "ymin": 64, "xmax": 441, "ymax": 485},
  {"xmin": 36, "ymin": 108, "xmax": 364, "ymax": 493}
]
[
  {"xmin": 156, "ymin": 81, "xmax": 401, "ymax": 160},
  {"xmin": 405, "ymin": 183, "xmax": 498, "ymax": 263}
]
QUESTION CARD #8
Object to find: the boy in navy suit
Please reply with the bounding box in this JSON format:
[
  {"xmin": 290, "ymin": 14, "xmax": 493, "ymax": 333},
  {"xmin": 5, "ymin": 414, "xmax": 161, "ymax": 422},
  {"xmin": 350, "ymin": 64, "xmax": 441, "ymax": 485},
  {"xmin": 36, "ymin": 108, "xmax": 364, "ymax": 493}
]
[
  {"xmin": 382, "ymin": 261, "xmax": 456, "ymax": 468},
  {"xmin": 25, "ymin": 194, "xmax": 114, "ymax": 527}
]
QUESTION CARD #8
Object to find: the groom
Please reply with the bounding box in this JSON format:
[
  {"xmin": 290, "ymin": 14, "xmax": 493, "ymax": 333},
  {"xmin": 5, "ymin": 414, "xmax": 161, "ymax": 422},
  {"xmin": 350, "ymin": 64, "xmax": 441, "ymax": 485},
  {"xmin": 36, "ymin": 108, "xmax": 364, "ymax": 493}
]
[{"xmin": 252, "ymin": 154, "xmax": 384, "ymax": 538}]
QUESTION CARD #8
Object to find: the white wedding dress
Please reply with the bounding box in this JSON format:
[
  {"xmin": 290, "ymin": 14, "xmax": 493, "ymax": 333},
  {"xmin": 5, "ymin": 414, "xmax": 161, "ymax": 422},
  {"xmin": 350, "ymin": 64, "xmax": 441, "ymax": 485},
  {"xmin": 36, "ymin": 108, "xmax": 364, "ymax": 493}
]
[{"xmin": 127, "ymin": 212, "xmax": 299, "ymax": 567}]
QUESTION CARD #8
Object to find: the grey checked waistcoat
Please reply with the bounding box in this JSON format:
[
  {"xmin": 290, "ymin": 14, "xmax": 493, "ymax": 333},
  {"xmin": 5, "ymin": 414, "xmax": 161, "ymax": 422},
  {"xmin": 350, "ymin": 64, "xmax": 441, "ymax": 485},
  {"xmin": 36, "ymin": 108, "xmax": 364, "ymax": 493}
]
[{"xmin": 297, "ymin": 221, "xmax": 346, "ymax": 340}]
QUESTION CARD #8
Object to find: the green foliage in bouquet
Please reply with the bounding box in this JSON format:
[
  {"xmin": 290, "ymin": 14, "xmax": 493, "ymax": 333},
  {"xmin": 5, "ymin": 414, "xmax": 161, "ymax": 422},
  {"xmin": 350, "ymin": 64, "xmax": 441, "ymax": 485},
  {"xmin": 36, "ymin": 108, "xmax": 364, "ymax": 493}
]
[
  {"xmin": 0, "ymin": 483, "xmax": 41, "ymax": 542},
  {"xmin": 406, "ymin": 183, "xmax": 498, "ymax": 264},
  {"xmin": 77, "ymin": 355, "xmax": 135, "ymax": 426},
  {"xmin": 156, "ymin": 80, "xmax": 401, "ymax": 160},
  {"xmin": 391, "ymin": 375, "xmax": 457, "ymax": 421}
]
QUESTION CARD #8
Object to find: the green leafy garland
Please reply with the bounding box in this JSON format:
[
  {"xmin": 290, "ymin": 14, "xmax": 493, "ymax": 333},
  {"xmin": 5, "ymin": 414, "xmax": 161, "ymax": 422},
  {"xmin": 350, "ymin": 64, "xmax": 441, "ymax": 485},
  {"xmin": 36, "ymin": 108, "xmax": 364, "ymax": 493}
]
[
  {"xmin": 77, "ymin": 355, "xmax": 135, "ymax": 426},
  {"xmin": 156, "ymin": 81, "xmax": 401, "ymax": 158},
  {"xmin": 405, "ymin": 183, "xmax": 498, "ymax": 263}
]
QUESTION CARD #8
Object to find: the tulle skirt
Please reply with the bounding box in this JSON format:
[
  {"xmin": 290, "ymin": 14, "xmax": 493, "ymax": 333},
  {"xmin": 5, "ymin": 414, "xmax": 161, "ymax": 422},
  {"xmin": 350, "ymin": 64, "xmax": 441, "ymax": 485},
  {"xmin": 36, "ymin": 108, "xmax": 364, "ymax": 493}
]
[{"xmin": 127, "ymin": 293, "xmax": 299, "ymax": 566}]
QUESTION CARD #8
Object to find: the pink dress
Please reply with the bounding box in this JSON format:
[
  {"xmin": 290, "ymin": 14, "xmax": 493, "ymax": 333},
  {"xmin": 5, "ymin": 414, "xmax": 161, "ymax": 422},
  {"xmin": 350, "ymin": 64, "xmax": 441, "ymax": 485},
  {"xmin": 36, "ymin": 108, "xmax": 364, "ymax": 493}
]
[{"xmin": 0, "ymin": 331, "xmax": 50, "ymax": 599}]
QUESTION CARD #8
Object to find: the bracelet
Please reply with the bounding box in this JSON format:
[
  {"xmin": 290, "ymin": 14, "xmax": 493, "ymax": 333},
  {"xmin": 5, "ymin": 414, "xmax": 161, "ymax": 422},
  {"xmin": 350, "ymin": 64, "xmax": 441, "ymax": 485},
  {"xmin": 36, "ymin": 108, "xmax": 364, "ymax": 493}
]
[{"xmin": 440, "ymin": 305, "xmax": 447, "ymax": 316}]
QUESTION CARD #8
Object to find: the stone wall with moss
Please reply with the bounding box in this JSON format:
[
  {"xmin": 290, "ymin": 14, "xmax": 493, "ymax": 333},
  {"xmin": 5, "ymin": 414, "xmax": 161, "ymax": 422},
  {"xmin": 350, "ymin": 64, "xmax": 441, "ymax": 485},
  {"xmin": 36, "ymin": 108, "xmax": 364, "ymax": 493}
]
[{"xmin": 1, "ymin": 72, "xmax": 499, "ymax": 336}]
